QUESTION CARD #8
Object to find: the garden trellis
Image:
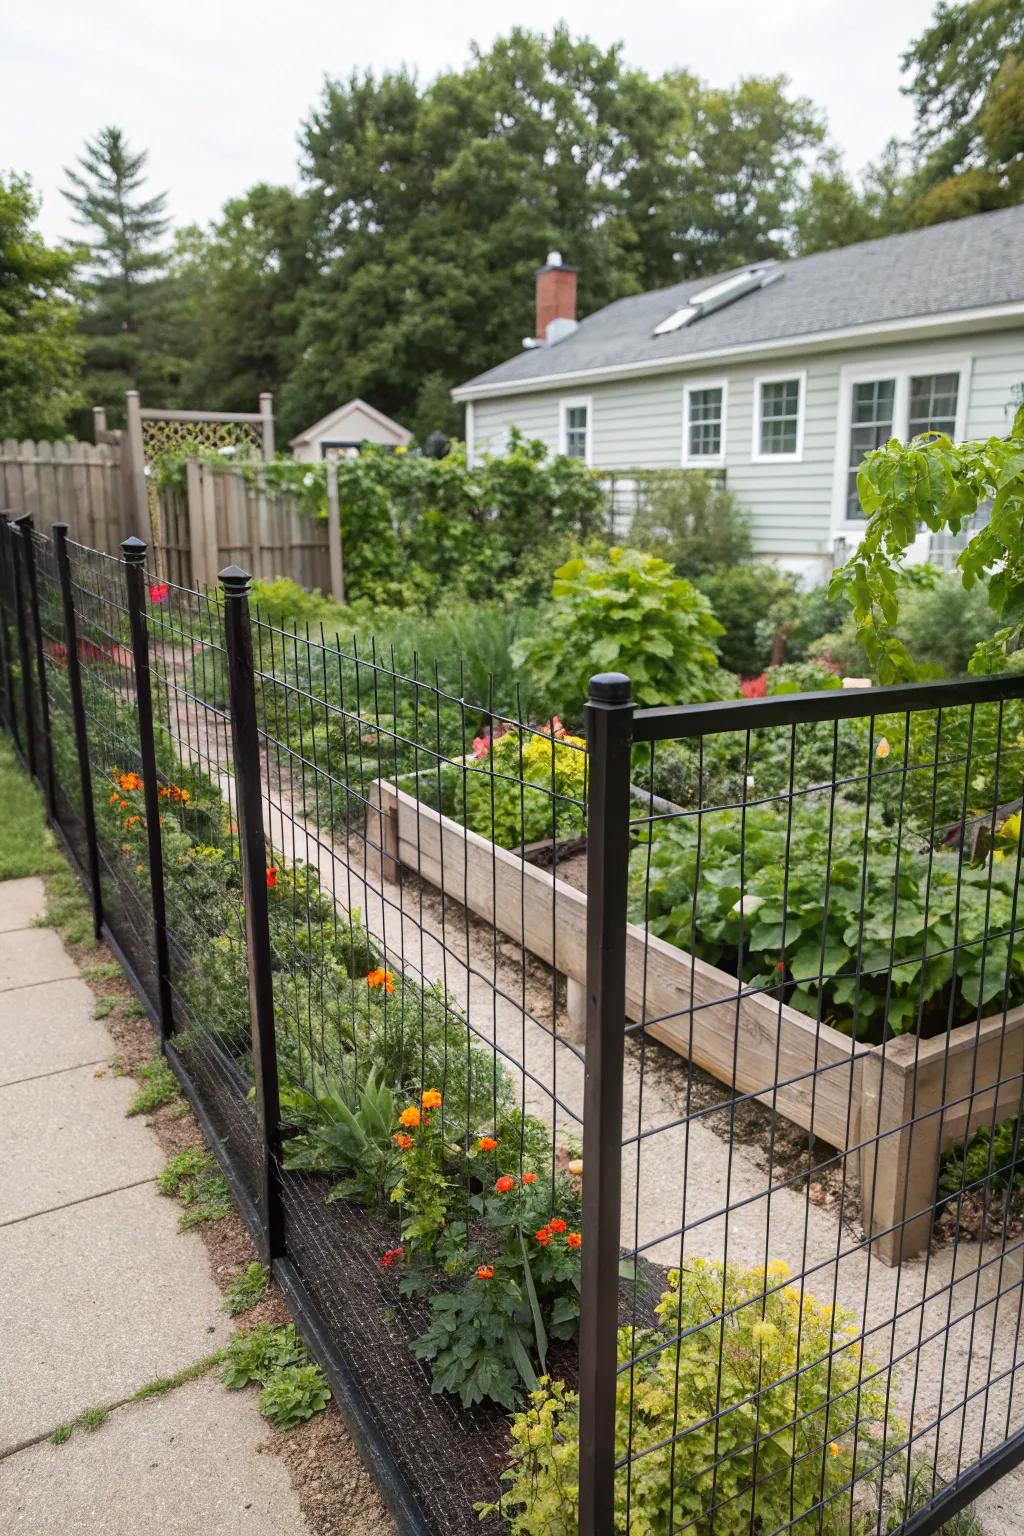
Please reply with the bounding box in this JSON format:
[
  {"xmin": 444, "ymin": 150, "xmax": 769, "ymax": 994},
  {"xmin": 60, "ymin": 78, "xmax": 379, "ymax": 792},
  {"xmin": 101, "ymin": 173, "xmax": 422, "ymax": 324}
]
[{"xmin": 2, "ymin": 511, "xmax": 1024, "ymax": 1536}]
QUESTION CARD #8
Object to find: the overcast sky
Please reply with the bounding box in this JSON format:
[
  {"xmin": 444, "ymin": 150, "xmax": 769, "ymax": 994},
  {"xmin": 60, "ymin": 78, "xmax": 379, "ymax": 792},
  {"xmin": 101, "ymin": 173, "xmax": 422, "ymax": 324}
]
[{"xmin": 7, "ymin": 0, "xmax": 936, "ymax": 245}]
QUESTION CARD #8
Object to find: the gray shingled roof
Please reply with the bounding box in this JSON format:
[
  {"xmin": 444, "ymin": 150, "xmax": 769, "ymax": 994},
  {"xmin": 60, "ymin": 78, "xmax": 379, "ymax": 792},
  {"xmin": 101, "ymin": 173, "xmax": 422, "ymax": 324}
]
[{"xmin": 455, "ymin": 206, "xmax": 1024, "ymax": 396}]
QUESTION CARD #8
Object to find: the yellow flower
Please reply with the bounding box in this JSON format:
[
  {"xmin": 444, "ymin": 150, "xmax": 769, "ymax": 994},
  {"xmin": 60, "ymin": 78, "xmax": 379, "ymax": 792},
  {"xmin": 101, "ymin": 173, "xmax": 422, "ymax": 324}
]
[
  {"xmin": 766, "ymin": 1259, "xmax": 790, "ymax": 1279},
  {"xmin": 421, "ymin": 1088, "xmax": 442, "ymax": 1110},
  {"xmin": 875, "ymin": 737, "xmax": 891, "ymax": 759},
  {"xmin": 829, "ymin": 1442, "xmax": 840, "ymax": 1458}
]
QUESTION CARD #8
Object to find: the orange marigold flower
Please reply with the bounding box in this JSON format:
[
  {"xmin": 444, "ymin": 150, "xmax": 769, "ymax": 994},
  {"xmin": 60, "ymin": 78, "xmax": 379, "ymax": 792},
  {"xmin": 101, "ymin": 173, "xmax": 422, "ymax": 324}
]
[
  {"xmin": 534, "ymin": 1226, "xmax": 553, "ymax": 1246},
  {"xmin": 495, "ymin": 1175, "xmax": 516, "ymax": 1194},
  {"xmin": 393, "ymin": 1132, "xmax": 414, "ymax": 1150},
  {"xmin": 119, "ymin": 799, "xmax": 130, "ymax": 810},
  {"xmin": 566, "ymin": 1231, "xmax": 582, "ymax": 1249},
  {"xmin": 421, "ymin": 1088, "xmax": 442, "ymax": 1110},
  {"xmin": 477, "ymin": 1136, "xmax": 499, "ymax": 1152},
  {"xmin": 123, "ymin": 815, "xmax": 141, "ymax": 830},
  {"xmin": 521, "ymin": 1171, "xmax": 537, "ymax": 1184},
  {"xmin": 399, "ymin": 1107, "xmax": 421, "ymax": 1129},
  {"xmin": 549, "ymin": 1218, "xmax": 567, "ymax": 1235},
  {"xmin": 118, "ymin": 771, "xmax": 143, "ymax": 792},
  {"xmin": 265, "ymin": 867, "xmax": 278, "ymax": 888},
  {"xmin": 367, "ymin": 967, "xmax": 396, "ymax": 993},
  {"xmin": 378, "ymin": 1247, "xmax": 404, "ymax": 1269},
  {"xmin": 109, "ymin": 791, "xmax": 120, "ymax": 805},
  {"xmin": 475, "ymin": 1265, "xmax": 495, "ymax": 1281}
]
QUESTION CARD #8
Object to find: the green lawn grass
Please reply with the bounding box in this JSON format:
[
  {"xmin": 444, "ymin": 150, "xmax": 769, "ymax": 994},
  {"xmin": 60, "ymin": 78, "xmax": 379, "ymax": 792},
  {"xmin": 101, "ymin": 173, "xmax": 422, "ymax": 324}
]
[{"xmin": 0, "ymin": 734, "xmax": 63, "ymax": 880}]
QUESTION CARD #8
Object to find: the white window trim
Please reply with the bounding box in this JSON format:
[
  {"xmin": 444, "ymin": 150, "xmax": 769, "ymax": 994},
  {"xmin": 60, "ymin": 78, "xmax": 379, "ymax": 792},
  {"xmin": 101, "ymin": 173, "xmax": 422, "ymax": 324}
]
[
  {"xmin": 559, "ymin": 395, "xmax": 593, "ymax": 465},
  {"xmin": 751, "ymin": 371, "xmax": 806, "ymax": 463},
  {"xmin": 681, "ymin": 378, "xmax": 728, "ymax": 467},
  {"xmin": 831, "ymin": 352, "xmax": 973, "ymax": 538}
]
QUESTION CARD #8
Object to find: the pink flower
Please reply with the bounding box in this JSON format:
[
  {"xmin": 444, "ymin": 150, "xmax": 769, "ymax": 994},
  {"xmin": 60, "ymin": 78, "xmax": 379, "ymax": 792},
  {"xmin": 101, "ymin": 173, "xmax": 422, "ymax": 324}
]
[
  {"xmin": 472, "ymin": 735, "xmax": 491, "ymax": 759},
  {"xmin": 740, "ymin": 674, "xmax": 767, "ymax": 699},
  {"xmin": 149, "ymin": 582, "xmax": 169, "ymax": 605}
]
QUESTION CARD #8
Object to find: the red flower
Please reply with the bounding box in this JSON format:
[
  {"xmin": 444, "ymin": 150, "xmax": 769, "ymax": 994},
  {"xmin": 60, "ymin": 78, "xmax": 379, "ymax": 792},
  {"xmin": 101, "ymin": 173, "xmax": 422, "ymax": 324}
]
[
  {"xmin": 566, "ymin": 1232, "xmax": 582, "ymax": 1249},
  {"xmin": 549, "ymin": 1218, "xmax": 567, "ymax": 1235},
  {"xmin": 378, "ymin": 1247, "xmax": 404, "ymax": 1269},
  {"xmin": 740, "ymin": 674, "xmax": 767, "ymax": 699},
  {"xmin": 521, "ymin": 1171, "xmax": 537, "ymax": 1184},
  {"xmin": 475, "ymin": 1265, "xmax": 495, "ymax": 1281},
  {"xmin": 477, "ymin": 1136, "xmax": 499, "ymax": 1152},
  {"xmin": 534, "ymin": 1226, "xmax": 553, "ymax": 1246},
  {"xmin": 266, "ymin": 867, "xmax": 278, "ymax": 888},
  {"xmin": 775, "ymin": 961, "xmax": 785, "ymax": 973},
  {"xmin": 148, "ymin": 582, "xmax": 169, "ymax": 605},
  {"xmin": 393, "ymin": 1132, "xmax": 414, "ymax": 1151},
  {"xmin": 495, "ymin": 1175, "xmax": 516, "ymax": 1194}
]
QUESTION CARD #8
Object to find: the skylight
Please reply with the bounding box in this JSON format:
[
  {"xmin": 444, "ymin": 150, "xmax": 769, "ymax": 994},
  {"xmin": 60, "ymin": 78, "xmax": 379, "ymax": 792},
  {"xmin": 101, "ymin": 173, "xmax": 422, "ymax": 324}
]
[{"xmin": 652, "ymin": 263, "xmax": 781, "ymax": 336}]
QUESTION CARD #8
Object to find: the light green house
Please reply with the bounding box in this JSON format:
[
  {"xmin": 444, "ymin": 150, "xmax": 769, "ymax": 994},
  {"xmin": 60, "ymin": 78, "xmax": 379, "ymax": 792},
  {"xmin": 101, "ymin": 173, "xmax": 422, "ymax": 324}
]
[{"xmin": 452, "ymin": 210, "xmax": 1024, "ymax": 583}]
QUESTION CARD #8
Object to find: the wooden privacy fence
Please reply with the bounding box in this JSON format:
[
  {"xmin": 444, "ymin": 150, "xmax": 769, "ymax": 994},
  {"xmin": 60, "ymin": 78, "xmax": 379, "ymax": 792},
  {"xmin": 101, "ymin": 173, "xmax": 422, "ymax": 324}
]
[
  {"xmin": 0, "ymin": 439, "xmax": 126, "ymax": 552},
  {"xmin": 156, "ymin": 460, "xmax": 333, "ymax": 593}
]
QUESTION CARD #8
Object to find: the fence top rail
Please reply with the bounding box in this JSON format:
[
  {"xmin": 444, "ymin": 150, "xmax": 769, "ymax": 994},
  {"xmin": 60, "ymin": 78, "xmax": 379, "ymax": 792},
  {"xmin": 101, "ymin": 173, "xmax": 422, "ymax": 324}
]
[
  {"xmin": 139, "ymin": 407, "xmax": 264, "ymax": 425},
  {"xmin": 632, "ymin": 670, "xmax": 1024, "ymax": 741}
]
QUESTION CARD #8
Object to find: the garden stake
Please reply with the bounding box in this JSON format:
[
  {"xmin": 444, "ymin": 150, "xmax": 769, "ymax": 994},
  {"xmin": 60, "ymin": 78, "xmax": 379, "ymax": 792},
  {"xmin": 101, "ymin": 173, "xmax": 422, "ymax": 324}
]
[
  {"xmin": 219, "ymin": 563, "xmax": 286, "ymax": 1262},
  {"xmin": 53, "ymin": 523, "xmax": 104, "ymax": 940},
  {"xmin": 579, "ymin": 671, "xmax": 634, "ymax": 1536},
  {"xmin": 122, "ymin": 536, "xmax": 174, "ymax": 1041}
]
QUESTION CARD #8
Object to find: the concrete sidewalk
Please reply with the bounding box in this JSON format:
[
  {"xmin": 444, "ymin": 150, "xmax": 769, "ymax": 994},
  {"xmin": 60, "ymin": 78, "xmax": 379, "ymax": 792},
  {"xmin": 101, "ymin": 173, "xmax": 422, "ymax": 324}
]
[{"xmin": 0, "ymin": 876, "xmax": 309, "ymax": 1534}]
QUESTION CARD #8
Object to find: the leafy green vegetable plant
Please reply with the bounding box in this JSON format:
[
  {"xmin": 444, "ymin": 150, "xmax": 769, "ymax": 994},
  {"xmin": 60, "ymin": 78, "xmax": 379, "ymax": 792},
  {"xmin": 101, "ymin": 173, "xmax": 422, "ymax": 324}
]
[
  {"xmin": 219, "ymin": 1324, "xmax": 307, "ymax": 1390},
  {"xmin": 511, "ymin": 547, "xmax": 729, "ymax": 716}
]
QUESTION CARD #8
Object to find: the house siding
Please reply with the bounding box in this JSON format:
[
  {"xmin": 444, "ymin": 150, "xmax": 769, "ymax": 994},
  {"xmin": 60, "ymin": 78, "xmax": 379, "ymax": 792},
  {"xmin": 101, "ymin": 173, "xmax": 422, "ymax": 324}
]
[{"xmin": 470, "ymin": 328, "xmax": 1024, "ymax": 577}]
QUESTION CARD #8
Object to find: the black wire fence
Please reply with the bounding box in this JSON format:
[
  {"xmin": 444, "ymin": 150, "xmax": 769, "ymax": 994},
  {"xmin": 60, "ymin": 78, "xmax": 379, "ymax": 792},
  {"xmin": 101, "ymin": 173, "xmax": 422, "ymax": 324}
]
[{"xmin": 2, "ymin": 510, "xmax": 1024, "ymax": 1536}]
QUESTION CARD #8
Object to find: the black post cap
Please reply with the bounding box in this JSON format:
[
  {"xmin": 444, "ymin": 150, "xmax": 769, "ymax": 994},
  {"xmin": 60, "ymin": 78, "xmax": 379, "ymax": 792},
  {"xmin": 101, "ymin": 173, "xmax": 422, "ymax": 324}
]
[
  {"xmin": 588, "ymin": 672, "xmax": 632, "ymax": 704},
  {"xmin": 218, "ymin": 564, "xmax": 251, "ymax": 596},
  {"xmin": 121, "ymin": 536, "xmax": 147, "ymax": 564}
]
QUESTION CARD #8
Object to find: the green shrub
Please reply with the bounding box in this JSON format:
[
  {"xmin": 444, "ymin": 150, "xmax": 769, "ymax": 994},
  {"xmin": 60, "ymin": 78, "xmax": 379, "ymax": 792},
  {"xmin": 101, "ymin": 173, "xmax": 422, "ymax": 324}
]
[
  {"xmin": 696, "ymin": 564, "xmax": 799, "ymax": 676},
  {"xmin": 939, "ymin": 1116, "xmax": 1024, "ymax": 1198},
  {"xmin": 511, "ymin": 547, "xmax": 728, "ymax": 718},
  {"xmin": 484, "ymin": 1259, "xmax": 890, "ymax": 1536},
  {"xmin": 222, "ymin": 1263, "xmax": 271, "ymax": 1316},
  {"xmin": 453, "ymin": 722, "xmax": 588, "ymax": 848},
  {"xmin": 629, "ymin": 470, "xmax": 752, "ymax": 576}
]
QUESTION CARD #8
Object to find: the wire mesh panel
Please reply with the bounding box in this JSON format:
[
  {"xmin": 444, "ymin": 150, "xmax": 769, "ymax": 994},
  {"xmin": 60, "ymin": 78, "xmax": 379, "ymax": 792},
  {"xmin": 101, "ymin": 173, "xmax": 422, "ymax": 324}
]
[
  {"xmin": 610, "ymin": 681, "xmax": 1024, "ymax": 1536},
  {"xmin": 248, "ymin": 613, "xmax": 590, "ymax": 1532},
  {"xmin": 0, "ymin": 518, "xmax": 24, "ymax": 750}
]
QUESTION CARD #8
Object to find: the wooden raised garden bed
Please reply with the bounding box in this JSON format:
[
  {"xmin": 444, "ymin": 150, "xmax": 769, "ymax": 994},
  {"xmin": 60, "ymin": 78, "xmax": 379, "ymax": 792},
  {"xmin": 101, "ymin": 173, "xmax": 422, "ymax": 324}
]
[{"xmin": 368, "ymin": 779, "xmax": 1024, "ymax": 1266}]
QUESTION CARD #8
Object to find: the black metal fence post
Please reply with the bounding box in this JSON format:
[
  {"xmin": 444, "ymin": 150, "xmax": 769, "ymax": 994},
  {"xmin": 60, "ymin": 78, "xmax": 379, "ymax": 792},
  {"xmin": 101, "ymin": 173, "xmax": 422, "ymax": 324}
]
[
  {"xmin": 15, "ymin": 515, "xmax": 58, "ymax": 820},
  {"xmin": 54, "ymin": 524, "xmax": 104, "ymax": 940},
  {"xmin": 8, "ymin": 519, "xmax": 38, "ymax": 779},
  {"xmin": 579, "ymin": 671, "xmax": 635, "ymax": 1536},
  {"xmin": 220, "ymin": 563, "xmax": 286, "ymax": 1262},
  {"xmin": 122, "ymin": 536, "xmax": 175, "ymax": 1042}
]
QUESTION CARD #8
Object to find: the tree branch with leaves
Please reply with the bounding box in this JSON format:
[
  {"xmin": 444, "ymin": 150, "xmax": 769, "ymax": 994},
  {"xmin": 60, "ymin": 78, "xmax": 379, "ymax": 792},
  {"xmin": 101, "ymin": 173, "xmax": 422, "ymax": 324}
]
[{"xmin": 829, "ymin": 404, "xmax": 1024, "ymax": 681}]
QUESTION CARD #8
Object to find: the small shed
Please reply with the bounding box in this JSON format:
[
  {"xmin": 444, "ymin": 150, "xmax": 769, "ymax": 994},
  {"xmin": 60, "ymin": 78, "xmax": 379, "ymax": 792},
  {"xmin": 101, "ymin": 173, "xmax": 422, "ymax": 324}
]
[{"xmin": 290, "ymin": 399, "xmax": 412, "ymax": 462}]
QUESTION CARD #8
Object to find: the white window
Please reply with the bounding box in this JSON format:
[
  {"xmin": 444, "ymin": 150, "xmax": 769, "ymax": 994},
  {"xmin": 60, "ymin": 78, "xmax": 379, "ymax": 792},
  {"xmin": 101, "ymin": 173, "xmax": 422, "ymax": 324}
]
[
  {"xmin": 752, "ymin": 373, "xmax": 805, "ymax": 462},
  {"xmin": 559, "ymin": 396, "xmax": 592, "ymax": 463},
  {"xmin": 682, "ymin": 381, "xmax": 727, "ymax": 465},
  {"xmin": 833, "ymin": 357, "xmax": 970, "ymax": 527}
]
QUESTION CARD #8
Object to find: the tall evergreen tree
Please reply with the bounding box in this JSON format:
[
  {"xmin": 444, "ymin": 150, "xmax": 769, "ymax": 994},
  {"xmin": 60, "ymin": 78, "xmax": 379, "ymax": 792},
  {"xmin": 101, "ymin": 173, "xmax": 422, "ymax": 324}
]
[
  {"xmin": 62, "ymin": 126, "xmax": 175, "ymax": 423},
  {"xmin": 0, "ymin": 174, "xmax": 82, "ymax": 437}
]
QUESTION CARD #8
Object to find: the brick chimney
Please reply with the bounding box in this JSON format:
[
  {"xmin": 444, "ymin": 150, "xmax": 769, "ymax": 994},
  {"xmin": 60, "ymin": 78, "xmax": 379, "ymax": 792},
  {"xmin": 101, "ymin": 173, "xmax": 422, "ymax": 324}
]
[{"xmin": 535, "ymin": 252, "xmax": 578, "ymax": 341}]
